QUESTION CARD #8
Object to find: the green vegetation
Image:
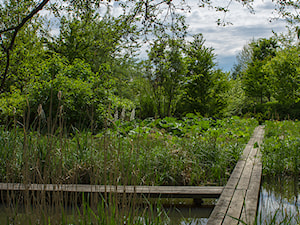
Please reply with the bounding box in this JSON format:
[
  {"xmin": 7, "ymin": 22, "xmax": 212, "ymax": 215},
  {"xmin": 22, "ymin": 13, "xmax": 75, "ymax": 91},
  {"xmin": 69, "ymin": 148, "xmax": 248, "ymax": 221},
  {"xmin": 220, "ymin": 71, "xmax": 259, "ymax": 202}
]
[
  {"xmin": 0, "ymin": 0, "xmax": 300, "ymax": 224},
  {"xmin": 231, "ymin": 38, "xmax": 300, "ymax": 121},
  {"xmin": 255, "ymin": 120, "xmax": 300, "ymax": 225},
  {"xmin": 0, "ymin": 116, "xmax": 258, "ymax": 186},
  {"xmin": 1, "ymin": 1, "xmax": 299, "ymax": 127},
  {"xmin": 261, "ymin": 120, "xmax": 300, "ymax": 176},
  {"xmin": 0, "ymin": 115, "xmax": 257, "ymax": 224}
]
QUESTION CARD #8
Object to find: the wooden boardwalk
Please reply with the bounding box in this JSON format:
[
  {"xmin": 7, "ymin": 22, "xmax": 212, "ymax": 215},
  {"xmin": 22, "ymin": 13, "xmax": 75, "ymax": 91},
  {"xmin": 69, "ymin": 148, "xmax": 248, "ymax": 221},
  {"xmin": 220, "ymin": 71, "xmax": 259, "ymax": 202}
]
[
  {"xmin": 0, "ymin": 125, "xmax": 264, "ymax": 224},
  {"xmin": 207, "ymin": 125, "xmax": 265, "ymax": 225},
  {"xmin": 0, "ymin": 183, "xmax": 223, "ymax": 200}
]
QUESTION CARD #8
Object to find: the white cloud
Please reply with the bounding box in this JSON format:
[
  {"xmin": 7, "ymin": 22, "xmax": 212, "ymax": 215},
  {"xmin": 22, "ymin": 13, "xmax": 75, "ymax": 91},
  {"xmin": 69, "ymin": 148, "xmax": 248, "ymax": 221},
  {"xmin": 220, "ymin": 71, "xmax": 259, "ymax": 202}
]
[
  {"xmin": 36, "ymin": 0, "xmax": 288, "ymax": 71},
  {"xmin": 185, "ymin": 0, "xmax": 287, "ymax": 71}
]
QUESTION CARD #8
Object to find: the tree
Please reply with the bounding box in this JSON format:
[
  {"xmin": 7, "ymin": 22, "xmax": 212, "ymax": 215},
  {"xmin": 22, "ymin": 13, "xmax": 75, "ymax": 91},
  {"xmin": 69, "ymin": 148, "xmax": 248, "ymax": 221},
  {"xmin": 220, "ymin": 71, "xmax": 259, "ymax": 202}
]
[
  {"xmin": 49, "ymin": 13, "xmax": 137, "ymax": 73},
  {"xmin": 1, "ymin": 26, "xmax": 45, "ymax": 92},
  {"xmin": 178, "ymin": 34, "xmax": 218, "ymax": 116},
  {"xmin": 147, "ymin": 37, "xmax": 187, "ymax": 117},
  {"xmin": 264, "ymin": 46, "xmax": 300, "ymax": 106},
  {"xmin": 0, "ymin": 0, "xmax": 49, "ymax": 93},
  {"xmin": 273, "ymin": 0, "xmax": 300, "ymax": 26},
  {"xmin": 242, "ymin": 38, "xmax": 278, "ymax": 104},
  {"xmin": 231, "ymin": 41, "xmax": 253, "ymax": 79},
  {"xmin": 1, "ymin": 0, "xmax": 287, "ymax": 92}
]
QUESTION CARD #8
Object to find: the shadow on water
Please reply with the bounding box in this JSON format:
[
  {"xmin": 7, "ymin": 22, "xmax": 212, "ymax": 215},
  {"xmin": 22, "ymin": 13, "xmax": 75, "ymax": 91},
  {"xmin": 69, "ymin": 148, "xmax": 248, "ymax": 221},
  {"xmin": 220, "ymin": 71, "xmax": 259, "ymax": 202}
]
[{"xmin": 257, "ymin": 176, "xmax": 300, "ymax": 224}]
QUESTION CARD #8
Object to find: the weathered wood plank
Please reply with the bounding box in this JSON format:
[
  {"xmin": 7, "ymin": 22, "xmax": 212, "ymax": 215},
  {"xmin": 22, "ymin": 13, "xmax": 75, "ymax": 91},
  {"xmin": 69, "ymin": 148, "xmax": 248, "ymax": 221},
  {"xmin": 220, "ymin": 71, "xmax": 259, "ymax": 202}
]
[
  {"xmin": 207, "ymin": 125, "xmax": 265, "ymax": 225},
  {"xmin": 206, "ymin": 187, "xmax": 235, "ymax": 225},
  {"xmin": 236, "ymin": 148, "xmax": 257, "ymax": 190},
  {"xmin": 225, "ymin": 161, "xmax": 245, "ymax": 189},
  {"xmin": 222, "ymin": 189, "xmax": 246, "ymax": 225},
  {"xmin": 240, "ymin": 153, "xmax": 263, "ymax": 224},
  {"xmin": 0, "ymin": 183, "xmax": 223, "ymax": 198}
]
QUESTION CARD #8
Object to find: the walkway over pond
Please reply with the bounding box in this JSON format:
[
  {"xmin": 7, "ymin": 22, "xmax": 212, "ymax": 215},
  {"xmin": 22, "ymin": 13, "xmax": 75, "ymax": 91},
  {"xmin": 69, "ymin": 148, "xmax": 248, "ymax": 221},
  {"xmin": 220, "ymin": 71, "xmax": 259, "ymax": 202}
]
[
  {"xmin": 0, "ymin": 126, "xmax": 264, "ymax": 224},
  {"xmin": 207, "ymin": 125, "xmax": 265, "ymax": 225},
  {"xmin": 0, "ymin": 183, "xmax": 222, "ymax": 200}
]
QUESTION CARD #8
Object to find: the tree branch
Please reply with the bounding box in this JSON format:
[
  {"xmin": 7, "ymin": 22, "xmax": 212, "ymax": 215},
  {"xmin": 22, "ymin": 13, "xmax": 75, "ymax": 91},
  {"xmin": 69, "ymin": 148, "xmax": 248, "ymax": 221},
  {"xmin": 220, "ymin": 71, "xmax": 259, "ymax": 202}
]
[{"xmin": 0, "ymin": 0, "xmax": 50, "ymax": 93}]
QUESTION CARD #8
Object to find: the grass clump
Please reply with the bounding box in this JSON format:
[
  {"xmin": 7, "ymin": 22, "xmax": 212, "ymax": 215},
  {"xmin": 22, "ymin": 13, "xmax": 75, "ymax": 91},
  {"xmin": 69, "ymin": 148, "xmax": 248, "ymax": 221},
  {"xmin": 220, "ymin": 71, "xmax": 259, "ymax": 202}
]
[{"xmin": 261, "ymin": 120, "xmax": 300, "ymax": 176}]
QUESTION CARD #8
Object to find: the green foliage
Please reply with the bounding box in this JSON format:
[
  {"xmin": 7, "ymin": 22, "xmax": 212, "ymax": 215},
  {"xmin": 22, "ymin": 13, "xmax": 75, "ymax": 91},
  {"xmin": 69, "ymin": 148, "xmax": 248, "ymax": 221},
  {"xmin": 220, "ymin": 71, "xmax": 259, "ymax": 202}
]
[
  {"xmin": 26, "ymin": 56, "xmax": 96, "ymax": 129},
  {"xmin": 0, "ymin": 87, "xmax": 27, "ymax": 125},
  {"xmin": 142, "ymin": 34, "xmax": 229, "ymax": 118},
  {"xmin": 136, "ymin": 76, "xmax": 157, "ymax": 119},
  {"xmin": 177, "ymin": 34, "xmax": 219, "ymax": 116},
  {"xmin": 263, "ymin": 46, "xmax": 300, "ymax": 106},
  {"xmin": 0, "ymin": 116, "xmax": 258, "ymax": 186},
  {"xmin": 242, "ymin": 38, "xmax": 278, "ymax": 104},
  {"xmin": 0, "ymin": 26, "xmax": 45, "ymax": 92},
  {"xmin": 52, "ymin": 15, "xmax": 134, "ymax": 73},
  {"xmin": 262, "ymin": 120, "xmax": 300, "ymax": 176},
  {"xmin": 147, "ymin": 38, "xmax": 188, "ymax": 118},
  {"xmin": 225, "ymin": 78, "xmax": 247, "ymax": 116},
  {"xmin": 0, "ymin": 0, "xmax": 37, "ymax": 34}
]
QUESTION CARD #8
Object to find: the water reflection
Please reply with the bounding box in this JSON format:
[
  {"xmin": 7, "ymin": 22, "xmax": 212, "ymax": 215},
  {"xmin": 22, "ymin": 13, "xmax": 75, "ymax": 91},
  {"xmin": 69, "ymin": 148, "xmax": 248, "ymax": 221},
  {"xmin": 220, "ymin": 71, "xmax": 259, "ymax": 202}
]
[
  {"xmin": 163, "ymin": 206, "xmax": 212, "ymax": 225},
  {"xmin": 0, "ymin": 198, "xmax": 215, "ymax": 225},
  {"xmin": 257, "ymin": 176, "xmax": 300, "ymax": 224}
]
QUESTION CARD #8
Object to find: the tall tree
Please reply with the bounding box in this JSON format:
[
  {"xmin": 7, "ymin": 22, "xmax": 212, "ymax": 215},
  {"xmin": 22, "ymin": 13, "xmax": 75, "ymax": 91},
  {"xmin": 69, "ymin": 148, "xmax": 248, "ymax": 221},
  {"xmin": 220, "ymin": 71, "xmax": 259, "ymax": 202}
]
[
  {"xmin": 0, "ymin": 0, "xmax": 49, "ymax": 93},
  {"xmin": 242, "ymin": 38, "xmax": 278, "ymax": 104},
  {"xmin": 49, "ymin": 13, "xmax": 136, "ymax": 73},
  {"xmin": 1, "ymin": 0, "xmax": 285, "ymax": 92},
  {"xmin": 178, "ymin": 34, "xmax": 218, "ymax": 116},
  {"xmin": 264, "ymin": 46, "xmax": 300, "ymax": 106},
  {"xmin": 147, "ymin": 37, "xmax": 187, "ymax": 117}
]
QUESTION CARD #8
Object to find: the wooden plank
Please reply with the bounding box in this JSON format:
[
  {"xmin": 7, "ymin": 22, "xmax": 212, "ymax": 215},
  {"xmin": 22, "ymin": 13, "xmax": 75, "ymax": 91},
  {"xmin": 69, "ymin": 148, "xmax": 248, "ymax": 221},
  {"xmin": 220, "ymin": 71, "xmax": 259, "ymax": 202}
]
[
  {"xmin": 240, "ymin": 155, "xmax": 263, "ymax": 224},
  {"xmin": 0, "ymin": 183, "xmax": 223, "ymax": 198},
  {"xmin": 240, "ymin": 128, "xmax": 264, "ymax": 225},
  {"xmin": 207, "ymin": 125, "xmax": 265, "ymax": 225},
  {"xmin": 222, "ymin": 189, "xmax": 246, "ymax": 225},
  {"xmin": 225, "ymin": 161, "xmax": 245, "ymax": 189},
  {"xmin": 236, "ymin": 148, "xmax": 258, "ymax": 190},
  {"xmin": 206, "ymin": 187, "xmax": 235, "ymax": 225}
]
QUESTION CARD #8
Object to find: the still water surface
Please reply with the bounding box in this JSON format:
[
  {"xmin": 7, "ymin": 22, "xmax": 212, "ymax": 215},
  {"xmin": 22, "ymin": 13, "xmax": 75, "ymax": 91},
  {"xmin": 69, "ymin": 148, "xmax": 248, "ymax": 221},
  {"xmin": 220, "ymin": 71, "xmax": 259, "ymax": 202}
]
[
  {"xmin": 257, "ymin": 176, "xmax": 299, "ymax": 224},
  {"xmin": 0, "ymin": 197, "xmax": 213, "ymax": 225},
  {"xmin": 0, "ymin": 177, "xmax": 298, "ymax": 224}
]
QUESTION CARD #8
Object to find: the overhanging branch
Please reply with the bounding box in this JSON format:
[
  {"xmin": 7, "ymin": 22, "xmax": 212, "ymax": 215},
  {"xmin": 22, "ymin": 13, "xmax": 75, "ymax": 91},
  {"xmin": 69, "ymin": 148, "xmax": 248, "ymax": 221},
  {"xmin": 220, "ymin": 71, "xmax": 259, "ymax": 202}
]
[{"xmin": 0, "ymin": 0, "xmax": 50, "ymax": 93}]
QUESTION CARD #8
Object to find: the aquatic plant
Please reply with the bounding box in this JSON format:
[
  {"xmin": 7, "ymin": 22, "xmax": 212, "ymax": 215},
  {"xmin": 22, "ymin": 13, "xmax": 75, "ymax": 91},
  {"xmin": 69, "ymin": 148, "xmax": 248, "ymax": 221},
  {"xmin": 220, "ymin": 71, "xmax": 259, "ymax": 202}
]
[{"xmin": 261, "ymin": 120, "xmax": 300, "ymax": 176}]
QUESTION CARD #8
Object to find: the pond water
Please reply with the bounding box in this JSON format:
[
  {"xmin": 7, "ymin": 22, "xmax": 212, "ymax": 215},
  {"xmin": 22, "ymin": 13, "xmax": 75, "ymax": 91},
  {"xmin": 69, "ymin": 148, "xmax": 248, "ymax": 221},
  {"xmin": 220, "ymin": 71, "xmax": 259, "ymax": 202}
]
[
  {"xmin": 0, "ymin": 198, "xmax": 214, "ymax": 225},
  {"xmin": 257, "ymin": 176, "xmax": 300, "ymax": 224},
  {"xmin": 1, "ymin": 177, "xmax": 298, "ymax": 224}
]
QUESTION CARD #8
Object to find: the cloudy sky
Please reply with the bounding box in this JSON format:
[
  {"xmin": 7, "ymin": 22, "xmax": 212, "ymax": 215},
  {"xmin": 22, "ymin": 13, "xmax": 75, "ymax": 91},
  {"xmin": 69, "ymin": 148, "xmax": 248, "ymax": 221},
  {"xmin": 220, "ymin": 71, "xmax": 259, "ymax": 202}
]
[
  {"xmin": 44, "ymin": 0, "xmax": 288, "ymax": 72},
  {"xmin": 184, "ymin": 0, "xmax": 287, "ymax": 71}
]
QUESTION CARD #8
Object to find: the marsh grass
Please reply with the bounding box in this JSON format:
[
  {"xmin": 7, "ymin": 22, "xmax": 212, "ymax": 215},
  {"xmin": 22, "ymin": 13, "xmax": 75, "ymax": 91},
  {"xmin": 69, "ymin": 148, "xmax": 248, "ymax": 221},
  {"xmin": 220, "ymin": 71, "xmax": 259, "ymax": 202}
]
[
  {"xmin": 262, "ymin": 120, "xmax": 300, "ymax": 176},
  {"xmin": 0, "ymin": 101, "xmax": 258, "ymax": 224},
  {"xmin": 0, "ymin": 117, "xmax": 257, "ymax": 186},
  {"xmin": 259, "ymin": 120, "xmax": 300, "ymax": 225}
]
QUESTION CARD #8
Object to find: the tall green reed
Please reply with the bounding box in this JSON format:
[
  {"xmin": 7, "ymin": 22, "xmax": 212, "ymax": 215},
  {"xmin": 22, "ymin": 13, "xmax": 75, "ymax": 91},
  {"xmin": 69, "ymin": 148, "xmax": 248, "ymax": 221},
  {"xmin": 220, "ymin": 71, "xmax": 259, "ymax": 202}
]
[
  {"xmin": 0, "ymin": 92, "xmax": 258, "ymax": 224},
  {"xmin": 262, "ymin": 120, "xmax": 300, "ymax": 176}
]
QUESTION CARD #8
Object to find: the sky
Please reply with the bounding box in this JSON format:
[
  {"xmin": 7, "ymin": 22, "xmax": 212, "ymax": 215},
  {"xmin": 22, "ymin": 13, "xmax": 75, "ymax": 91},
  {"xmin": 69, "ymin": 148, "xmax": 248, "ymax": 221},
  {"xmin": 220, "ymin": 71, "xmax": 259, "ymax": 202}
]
[
  {"xmin": 183, "ymin": 0, "xmax": 287, "ymax": 71},
  {"xmin": 42, "ymin": 0, "xmax": 289, "ymax": 72}
]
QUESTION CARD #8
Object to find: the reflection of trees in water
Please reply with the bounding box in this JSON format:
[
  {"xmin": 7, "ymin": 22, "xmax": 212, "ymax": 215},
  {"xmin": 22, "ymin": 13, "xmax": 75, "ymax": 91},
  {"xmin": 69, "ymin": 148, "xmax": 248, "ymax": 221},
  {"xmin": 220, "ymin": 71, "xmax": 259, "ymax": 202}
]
[
  {"xmin": 257, "ymin": 176, "xmax": 299, "ymax": 224},
  {"xmin": 263, "ymin": 176, "xmax": 298, "ymax": 203}
]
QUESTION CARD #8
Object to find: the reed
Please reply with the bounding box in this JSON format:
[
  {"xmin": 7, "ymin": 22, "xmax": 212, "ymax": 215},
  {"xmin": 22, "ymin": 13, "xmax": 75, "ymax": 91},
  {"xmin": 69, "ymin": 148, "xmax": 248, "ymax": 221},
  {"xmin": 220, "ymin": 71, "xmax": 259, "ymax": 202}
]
[
  {"xmin": 261, "ymin": 120, "xmax": 300, "ymax": 176},
  {"xmin": 0, "ymin": 100, "xmax": 258, "ymax": 223}
]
